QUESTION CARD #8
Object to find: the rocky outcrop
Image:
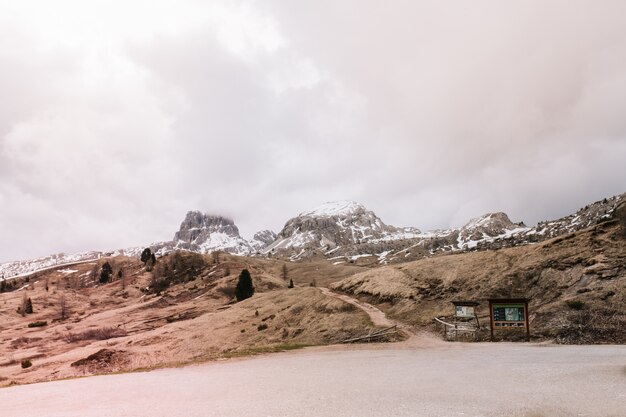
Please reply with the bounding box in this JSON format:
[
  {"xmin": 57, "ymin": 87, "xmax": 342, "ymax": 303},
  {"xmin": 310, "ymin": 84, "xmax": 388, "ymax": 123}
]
[
  {"xmin": 172, "ymin": 211, "xmax": 252, "ymax": 255},
  {"xmin": 249, "ymin": 230, "xmax": 278, "ymax": 252},
  {"xmin": 174, "ymin": 212, "xmax": 240, "ymax": 243},
  {"xmin": 458, "ymin": 212, "xmax": 526, "ymax": 242}
]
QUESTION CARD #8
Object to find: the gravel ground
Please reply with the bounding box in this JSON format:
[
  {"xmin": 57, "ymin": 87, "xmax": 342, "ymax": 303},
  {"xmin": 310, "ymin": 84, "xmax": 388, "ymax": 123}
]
[{"xmin": 1, "ymin": 343, "xmax": 625, "ymax": 417}]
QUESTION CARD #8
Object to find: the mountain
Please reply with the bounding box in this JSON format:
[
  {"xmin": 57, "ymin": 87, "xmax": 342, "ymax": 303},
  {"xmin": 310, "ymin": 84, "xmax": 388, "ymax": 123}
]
[
  {"xmin": 249, "ymin": 230, "xmax": 278, "ymax": 252},
  {"xmin": 1, "ymin": 193, "xmax": 624, "ymax": 279},
  {"xmin": 171, "ymin": 211, "xmax": 252, "ymax": 256},
  {"xmin": 262, "ymin": 194, "xmax": 625, "ymax": 263},
  {"xmin": 263, "ymin": 201, "xmax": 424, "ymax": 260}
]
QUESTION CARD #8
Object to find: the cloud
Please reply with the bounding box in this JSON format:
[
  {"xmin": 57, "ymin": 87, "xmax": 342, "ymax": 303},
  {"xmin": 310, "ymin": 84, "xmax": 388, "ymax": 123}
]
[{"xmin": 1, "ymin": 1, "xmax": 625, "ymax": 261}]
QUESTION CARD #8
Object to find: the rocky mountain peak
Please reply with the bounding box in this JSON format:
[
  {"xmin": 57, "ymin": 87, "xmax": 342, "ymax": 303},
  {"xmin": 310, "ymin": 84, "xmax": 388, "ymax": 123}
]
[
  {"xmin": 173, "ymin": 211, "xmax": 240, "ymax": 243},
  {"xmin": 172, "ymin": 211, "xmax": 251, "ymax": 255},
  {"xmin": 264, "ymin": 201, "xmax": 400, "ymax": 256},
  {"xmin": 458, "ymin": 212, "xmax": 526, "ymax": 242},
  {"xmin": 249, "ymin": 230, "xmax": 278, "ymax": 252}
]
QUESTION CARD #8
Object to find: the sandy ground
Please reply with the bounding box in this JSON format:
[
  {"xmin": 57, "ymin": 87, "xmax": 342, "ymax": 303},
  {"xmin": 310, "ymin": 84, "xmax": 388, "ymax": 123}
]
[{"xmin": 1, "ymin": 342, "xmax": 624, "ymax": 417}]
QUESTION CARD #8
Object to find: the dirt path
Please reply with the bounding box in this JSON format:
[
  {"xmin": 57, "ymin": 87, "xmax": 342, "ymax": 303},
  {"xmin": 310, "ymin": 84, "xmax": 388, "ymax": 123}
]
[
  {"xmin": 317, "ymin": 288, "xmax": 447, "ymax": 348},
  {"xmin": 318, "ymin": 287, "xmax": 417, "ymax": 336},
  {"xmin": 319, "ymin": 287, "xmax": 394, "ymax": 327}
]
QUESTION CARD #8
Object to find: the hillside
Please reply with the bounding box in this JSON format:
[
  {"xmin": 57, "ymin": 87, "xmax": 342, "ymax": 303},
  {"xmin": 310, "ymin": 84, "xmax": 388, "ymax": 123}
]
[
  {"xmin": 331, "ymin": 207, "xmax": 626, "ymax": 343},
  {"xmin": 0, "ymin": 254, "xmax": 378, "ymax": 385}
]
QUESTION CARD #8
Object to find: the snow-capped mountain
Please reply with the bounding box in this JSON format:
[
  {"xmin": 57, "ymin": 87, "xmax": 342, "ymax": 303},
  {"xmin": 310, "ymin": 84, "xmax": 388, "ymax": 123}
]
[
  {"xmin": 2, "ymin": 193, "xmax": 624, "ymax": 280},
  {"xmin": 171, "ymin": 211, "xmax": 252, "ymax": 255},
  {"xmin": 455, "ymin": 212, "xmax": 529, "ymax": 250},
  {"xmin": 263, "ymin": 201, "xmax": 426, "ymax": 259},
  {"xmin": 249, "ymin": 230, "xmax": 278, "ymax": 252},
  {"xmin": 259, "ymin": 194, "xmax": 625, "ymax": 262}
]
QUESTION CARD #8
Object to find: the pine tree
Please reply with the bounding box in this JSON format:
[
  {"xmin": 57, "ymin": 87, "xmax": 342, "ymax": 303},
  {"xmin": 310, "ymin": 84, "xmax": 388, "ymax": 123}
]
[
  {"xmin": 25, "ymin": 297, "xmax": 33, "ymax": 314},
  {"xmin": 100, "ymin": 262, "xmax": 113, "ymax": 284},
  {"xmin": 141, "ymin": 248, "xmax": 152, "ymax": 264},
  {"xmin": 288, "ymin": 279, "xmax": 294, "ymax": 288},
  {"xmin": 235, "ymin": 269, "xmax": 254, "ymax": 301},
  {"xmin": 282, "ymin": 264, "xmax": 288, "ymax": 280}
]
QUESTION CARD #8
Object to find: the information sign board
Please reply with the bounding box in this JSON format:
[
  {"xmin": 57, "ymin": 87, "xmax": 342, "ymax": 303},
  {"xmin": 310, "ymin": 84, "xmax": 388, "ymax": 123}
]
[{"xmin": 488, "ymin": 299, "xmax": 530, "ymax": 341}]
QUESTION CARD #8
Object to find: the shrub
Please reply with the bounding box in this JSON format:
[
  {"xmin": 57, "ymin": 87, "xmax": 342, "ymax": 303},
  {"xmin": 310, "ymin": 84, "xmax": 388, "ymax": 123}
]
[
  {"xmin": 566, "ymin": 300, "xmax": 586, "ymax": 310},
  {"xmin": 27, "ymin": 321, "xmax": 47, "ymax": 328},
  {"xmin": 21, "ymin": 359, "xmax": 32, "ymax": 369},
  {"xmin": 257, "ymin": 323, "xmax": 268, "ymax": 331},
  {"xmin": 235, "ymin": 269, "xmax": 254, "ymax": 301},
  {"xmin": 288, "ymin": 279, "xmax": 294, "ymax": 288}
]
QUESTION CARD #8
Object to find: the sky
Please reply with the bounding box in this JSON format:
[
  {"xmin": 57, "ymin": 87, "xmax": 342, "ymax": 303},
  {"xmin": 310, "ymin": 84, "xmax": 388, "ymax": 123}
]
[{"xmin": 1, "ymin": 1, "xmax": 625, "ymax": 262}]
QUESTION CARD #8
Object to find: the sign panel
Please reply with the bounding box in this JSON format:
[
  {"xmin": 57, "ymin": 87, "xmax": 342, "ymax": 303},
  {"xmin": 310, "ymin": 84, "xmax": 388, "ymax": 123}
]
[
  {"xmin": 489, "ymin": 299, "xmax": 530, "ymax": 341},
  {"xmin": 492, "ymin": 303, "xmax": 525, "ymax": 327},
  {"xmin": 455, "ymin": 305, "xmax": 475, "ymax": 318}
]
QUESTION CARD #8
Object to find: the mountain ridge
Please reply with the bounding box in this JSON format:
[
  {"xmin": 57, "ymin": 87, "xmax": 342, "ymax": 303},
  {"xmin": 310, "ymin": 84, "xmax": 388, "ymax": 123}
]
[{"xmin": 1, "ymin": 192, "xmax": 624, "ymax": 278}]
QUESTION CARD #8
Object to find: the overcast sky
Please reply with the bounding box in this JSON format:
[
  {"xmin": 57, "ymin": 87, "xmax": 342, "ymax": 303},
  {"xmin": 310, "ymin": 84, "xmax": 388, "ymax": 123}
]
[{"xmin": 1, "ymin": 1, "xmax": 625, "ymax": 262}]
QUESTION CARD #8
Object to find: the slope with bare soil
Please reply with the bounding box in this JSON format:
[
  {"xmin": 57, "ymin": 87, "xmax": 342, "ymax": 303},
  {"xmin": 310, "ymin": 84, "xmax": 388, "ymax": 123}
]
[
  {"xmin": 331, "ymin": 220, "xmax": 626, "ymax": 343},
  {"xmin": 0, "ymin": 253, "xmax": 377, "ymax": 385}
]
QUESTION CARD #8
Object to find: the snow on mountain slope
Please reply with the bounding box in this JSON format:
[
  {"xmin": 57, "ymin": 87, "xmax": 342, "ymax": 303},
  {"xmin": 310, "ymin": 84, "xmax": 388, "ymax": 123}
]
[
  {"xmin": 0, "ymin": 252, "xmax": 101, "ymax": 280},
  {"xmin": 172, "ymin": 211, "xmax": 252, "ymax": 255},
  {"xmin": 263, "ymin": 201, "xmax": 400, "ymax": 256},
  {"xmin": 249, "ymin": 230, "xmax": 278, "ymax": 252},
  {"xmin": 456, "ymin": 212, "xmax": 529, "ymax": 249},
  {"xmin": 298, "ymin": 201, "xmax": 366, "ymax": 217},
  {"xmin": 2, "ymin": 193, "xmax": 624, "ymax": 279}
]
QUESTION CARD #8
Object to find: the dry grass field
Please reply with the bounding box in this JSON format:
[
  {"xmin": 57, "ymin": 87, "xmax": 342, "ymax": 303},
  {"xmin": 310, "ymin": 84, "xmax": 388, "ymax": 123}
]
[{"xmin": 0, "ymin": 254, "xmax": 378, "ymax": 385}]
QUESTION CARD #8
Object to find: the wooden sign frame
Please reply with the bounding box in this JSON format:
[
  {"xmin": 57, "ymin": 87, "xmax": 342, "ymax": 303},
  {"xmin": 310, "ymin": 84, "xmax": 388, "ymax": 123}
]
[{"xmin": 488, "ymin": 298, "xmax": 530, "ymax": 341}]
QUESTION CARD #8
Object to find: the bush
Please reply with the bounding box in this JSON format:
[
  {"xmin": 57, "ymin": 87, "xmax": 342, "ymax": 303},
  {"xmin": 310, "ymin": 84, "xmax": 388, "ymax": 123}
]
[
  {"xmin": 288, "ymin": 279, "xmax": 294, "ymax": 288},
  {"xmin": 257, "ymin": 323, "xmax": 268, "ymax": 331},
  {"xmin": 566, "ymin": 300, "xmax": 586, "ymax": 310},
  {"xmin": 21, "ymin": 359, "xmax": 32, "ymax": 369},
  {"xmin": 235, "ymin": 269, "xmax": 254, "ymax": 301},
  {"xmin": 27, "ymin": 321, "xmax": 47, "ymax": 328}
]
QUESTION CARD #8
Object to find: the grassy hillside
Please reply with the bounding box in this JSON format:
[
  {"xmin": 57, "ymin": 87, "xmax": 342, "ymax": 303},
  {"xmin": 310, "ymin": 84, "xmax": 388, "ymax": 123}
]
[
  {"xmin": 331, "ymin": 218, "xmax": 626, "ymax": 343},
  {"xmin": 0, "ymin": 254, "xmax": 375, "ymax": 385}
]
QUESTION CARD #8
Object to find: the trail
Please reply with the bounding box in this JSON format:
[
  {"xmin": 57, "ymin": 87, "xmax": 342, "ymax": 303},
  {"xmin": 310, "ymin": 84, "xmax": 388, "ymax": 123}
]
[{"xmin": 318, "ymin": 287, "xmax": 414, "ymax": 336}]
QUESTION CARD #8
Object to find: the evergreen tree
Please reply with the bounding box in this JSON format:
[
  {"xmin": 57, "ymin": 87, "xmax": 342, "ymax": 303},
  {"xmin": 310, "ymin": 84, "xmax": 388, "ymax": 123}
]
[
  {"xmin": 141, "ymin": 248, "xmax": 152, "ymax": 264},
  {"xmin": 100, "ymin": 262, "xmax": 113, "ymax": 284},
  {"xmin": 288, "ymin": 279, "xmax": 294, "ymax": 288},
  {"xmin": 24, "ymin": 297, "xmax": 33, "ymax": 314},
  {"xmin": 235, "ymin": 269, "xmax": 254, "ymax": 301}
]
